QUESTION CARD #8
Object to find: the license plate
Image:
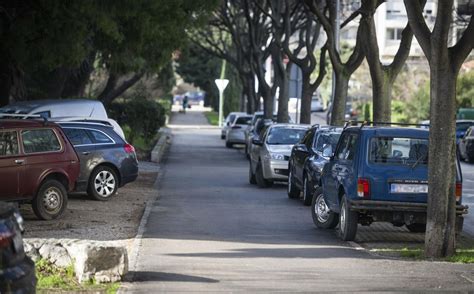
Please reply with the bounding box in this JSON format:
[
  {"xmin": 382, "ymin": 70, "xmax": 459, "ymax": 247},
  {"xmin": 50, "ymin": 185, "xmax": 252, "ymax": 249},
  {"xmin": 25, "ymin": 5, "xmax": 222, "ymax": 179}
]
[{"xmin": 390, "ymin": 183, "xmax": 428, "ymax": 194}]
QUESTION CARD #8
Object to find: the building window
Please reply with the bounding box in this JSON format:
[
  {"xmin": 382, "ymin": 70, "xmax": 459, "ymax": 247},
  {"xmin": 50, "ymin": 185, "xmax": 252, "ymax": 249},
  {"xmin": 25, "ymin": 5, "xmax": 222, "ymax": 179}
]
[{"xmin": 387, "ymin": 28, "xmax": 402, "ymax": 40}]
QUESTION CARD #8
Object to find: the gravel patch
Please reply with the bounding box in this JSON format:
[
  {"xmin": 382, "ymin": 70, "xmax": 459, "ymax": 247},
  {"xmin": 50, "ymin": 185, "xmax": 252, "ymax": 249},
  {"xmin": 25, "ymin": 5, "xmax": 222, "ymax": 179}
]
[{"xmin": 21, "ymin": 161, "xmax": 159, "ymax": 249}]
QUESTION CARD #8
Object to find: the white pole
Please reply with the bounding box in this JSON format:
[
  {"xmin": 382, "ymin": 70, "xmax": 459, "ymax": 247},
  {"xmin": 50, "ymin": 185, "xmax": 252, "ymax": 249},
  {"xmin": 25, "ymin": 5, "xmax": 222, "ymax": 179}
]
[{"xmin": 218, "ymin": 90, "xmax": 224, "ymax": 127}]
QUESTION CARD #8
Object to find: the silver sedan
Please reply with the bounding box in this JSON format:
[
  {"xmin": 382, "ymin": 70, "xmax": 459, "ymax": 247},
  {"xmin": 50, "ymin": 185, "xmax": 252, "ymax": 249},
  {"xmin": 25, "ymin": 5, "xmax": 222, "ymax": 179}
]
[{"xmin": 249, "ymin": 124, "xmax": 310, "ymax": 188}]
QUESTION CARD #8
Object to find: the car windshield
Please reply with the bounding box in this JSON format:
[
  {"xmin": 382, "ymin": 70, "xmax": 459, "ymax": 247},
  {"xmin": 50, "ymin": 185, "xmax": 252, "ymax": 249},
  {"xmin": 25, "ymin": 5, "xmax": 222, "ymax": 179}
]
[
  {"xmin": 314, "ymin": 132, "xmax": 341, "ymax": 152},
  {"xmin": 266, "ymin": 128, "xmax": 307, "ymax": 145},
  {"xmin": 369, "ymin": 137, "xmax": 428, "ymax": 166},
  {"xmin": 456, "ymin": 122, "xmax": 474, "ymax": 132},
  {"xmin": 235, "ymin": 116, "xmax": 251, "ymax": 125}
]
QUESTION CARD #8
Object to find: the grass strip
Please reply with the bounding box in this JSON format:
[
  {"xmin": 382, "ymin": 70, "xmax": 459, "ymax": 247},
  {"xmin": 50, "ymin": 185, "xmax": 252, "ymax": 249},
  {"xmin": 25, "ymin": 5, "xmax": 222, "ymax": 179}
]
[{"xmin": 204, "ymin": 111, "xmax": 219, "ymax": 126}]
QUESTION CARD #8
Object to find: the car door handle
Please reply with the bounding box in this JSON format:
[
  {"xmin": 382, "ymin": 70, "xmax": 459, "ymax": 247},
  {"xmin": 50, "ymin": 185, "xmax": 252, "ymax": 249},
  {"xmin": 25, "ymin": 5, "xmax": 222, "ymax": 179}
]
[
  {"xmin": 82, "ymin": 152, "xmax": 90, "ymax": 155},
  {"xmin": 14, "ymin": 159, "xmax": 24, "ymax": 164}
]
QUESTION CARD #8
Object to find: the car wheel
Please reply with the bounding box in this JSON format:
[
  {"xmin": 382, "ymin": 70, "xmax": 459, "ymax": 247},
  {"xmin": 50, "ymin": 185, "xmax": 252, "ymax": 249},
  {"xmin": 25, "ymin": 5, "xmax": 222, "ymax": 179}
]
[
  {"xmin": 338, "ymin": 195, "xmax": 358, "ymax": 241},
  {"xmin": 256, "ymin": 162, "xmax": 272, "ymax": 188},
  {"xmin": 287, "ymin": 168, "xmax": 300, "ymax": 199},
  {"xmin": 466, "ymin": 153, "xmax": 474, "ymax": 163},
  {"xmin": 226, "ymin": 141, "xmax": 233, "ymax": 148},
  {"xmin": 302, "ymin": 175, "xmax": 313, "ymax": 206},
  {"xmin": 221, "ymin": 134, "xmax": 225, "ymax": 140},
  {"xmin": 32, "ymin": 179, "xmax": 68, "ymax": 220},
  {"xmin": 311, "ymin": 187, "xmax": 338, "ymax": 229},
  {"xmin": 406, "ymin": 223, "xmax": 426, "ymax": 233},
  {"xmin": 249, "ymin": 162, "xmax": 257, "ymax": 185},
  {"xmin": 88, "ymin": 166, "xmax": 119, "ymax": 201}
]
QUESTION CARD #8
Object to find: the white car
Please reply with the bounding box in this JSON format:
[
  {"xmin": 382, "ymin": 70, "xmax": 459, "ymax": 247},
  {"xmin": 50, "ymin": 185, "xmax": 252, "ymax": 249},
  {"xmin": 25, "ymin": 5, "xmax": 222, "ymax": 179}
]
[
  {"xmin": 221, "ymin": 112, "xmax": 246, "ymax": 139},
  {"xmin": 225, "ymin": 114, "xmax": 252, "ymax": 148}
]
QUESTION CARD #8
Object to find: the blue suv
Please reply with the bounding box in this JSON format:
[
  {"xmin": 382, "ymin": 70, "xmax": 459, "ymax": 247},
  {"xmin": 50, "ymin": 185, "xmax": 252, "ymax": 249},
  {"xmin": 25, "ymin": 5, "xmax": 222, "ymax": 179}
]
[{"xmin": 314, "ymin": 124, "xmax": 468, "ymax": 241}]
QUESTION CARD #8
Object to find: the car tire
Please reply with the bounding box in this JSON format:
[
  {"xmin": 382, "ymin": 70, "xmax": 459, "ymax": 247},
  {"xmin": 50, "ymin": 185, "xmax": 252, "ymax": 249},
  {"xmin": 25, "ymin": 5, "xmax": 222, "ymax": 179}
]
[
  {"xmin": 32, "ymin": 179, "xmax": 68, "ymax": 220},
  {"xmin": 226, "ymin": 142, "xmax": 233, "ymax": 148},
  {"xmin": 302, "ymin": 175, "xmax": 312, "ymax": 206},
  {"xmin": 249, "ymin": 162, "xmax": 257, "ymax": 185},
  {"xmin": 311, "ymin": 187, "xmax": 338, "ymax": 229},
  {"xmin": 221, "ymin": 134, "xmax": 225, "ymax": 140},
  {"xmin": 287, "ymin": 168, "xmax": 300, "ymax": 199},
  {"xmin": 88, "ymin": 166, "xmax": 119, "ymax": 201},
  {"xmin": 338, "ymin": 195, "xmax": 358, "ymax": 241},
  {"xmin": 406, "ymin": 223, "xmax": 426, "ymax": 233},
  {"xmin": 256, "ymin": 162, "xmax": 272, "ymax": 188},
  {"xmin": 466, "ymin": 153, "xmax": 474, "ymax": 163}
]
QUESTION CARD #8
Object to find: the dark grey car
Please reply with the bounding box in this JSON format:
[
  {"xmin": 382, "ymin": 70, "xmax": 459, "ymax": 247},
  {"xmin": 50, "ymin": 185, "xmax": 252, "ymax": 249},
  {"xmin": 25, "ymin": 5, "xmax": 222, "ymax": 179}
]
[{"xmin": 59, "ymin": 122, "xmax": 139, "ymax": 201}]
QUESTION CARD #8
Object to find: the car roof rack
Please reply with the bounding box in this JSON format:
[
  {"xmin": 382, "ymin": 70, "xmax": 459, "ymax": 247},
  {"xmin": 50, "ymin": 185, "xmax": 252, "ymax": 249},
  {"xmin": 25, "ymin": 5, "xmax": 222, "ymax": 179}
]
[
  {"xmin": 0, "ymin": 113, "xmax": 48, "ymax": 124},
  {"xmin": 343, "ymin": 120, "xmax": 430, "ymax": 129}
]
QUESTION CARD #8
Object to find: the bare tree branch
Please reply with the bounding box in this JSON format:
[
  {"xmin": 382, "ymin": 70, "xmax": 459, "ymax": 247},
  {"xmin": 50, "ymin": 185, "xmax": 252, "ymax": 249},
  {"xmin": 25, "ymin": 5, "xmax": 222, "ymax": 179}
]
[{"xmin": 404, "ymin": 0, "xmax": 431, "ymax": 59}]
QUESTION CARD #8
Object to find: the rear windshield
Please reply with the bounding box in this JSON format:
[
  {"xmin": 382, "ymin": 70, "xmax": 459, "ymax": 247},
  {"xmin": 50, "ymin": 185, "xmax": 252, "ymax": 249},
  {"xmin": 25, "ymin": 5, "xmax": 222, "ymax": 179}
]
[
  {"xmin": 456, "ymin": 122, "xmax": 474, "ymax": 132},
  {"xmin": 267, "ymin": 128, "xmax": 307, "ymax": 145},
  {"xmin": 369, "ymin": 137, "xmax": 428, "ymax": 166},
  {"xmin": 314, "ymin": 133, "xmax": 341, "ymax": 152},
  {"xmin": 235, "ymin": 116, "xmax": 251, "ymax": 125}
]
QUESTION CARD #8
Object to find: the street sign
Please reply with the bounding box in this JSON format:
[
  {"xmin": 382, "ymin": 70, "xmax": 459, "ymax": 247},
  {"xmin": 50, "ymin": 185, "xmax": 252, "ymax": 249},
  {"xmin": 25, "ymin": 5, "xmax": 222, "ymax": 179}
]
[{"xmin": 215, "ymin": 79, "xmax": 230, "ymax": 127}]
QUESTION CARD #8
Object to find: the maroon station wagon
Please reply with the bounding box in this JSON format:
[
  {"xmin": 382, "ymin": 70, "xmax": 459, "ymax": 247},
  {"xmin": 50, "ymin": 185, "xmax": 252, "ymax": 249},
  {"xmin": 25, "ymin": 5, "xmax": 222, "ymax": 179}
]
[{"xmin": 0, "ymin": 120, "xmax": 80, "ymax": 220}]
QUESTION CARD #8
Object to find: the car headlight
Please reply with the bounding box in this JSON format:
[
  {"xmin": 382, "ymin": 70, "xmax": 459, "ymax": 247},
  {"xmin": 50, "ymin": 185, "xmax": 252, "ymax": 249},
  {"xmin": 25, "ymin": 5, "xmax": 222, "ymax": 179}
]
[{"xmin": 270, "ymin": 153, "xmax": 285, "ymax": 161}]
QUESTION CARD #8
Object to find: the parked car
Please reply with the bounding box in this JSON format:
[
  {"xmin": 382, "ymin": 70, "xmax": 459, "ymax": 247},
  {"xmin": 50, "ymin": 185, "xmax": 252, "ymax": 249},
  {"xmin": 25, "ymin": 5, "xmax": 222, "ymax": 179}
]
[
  {"xmin": 59, "ymin": 122, "xmax": 139, "ymax": 201},
  {"xmin": 225, "ymin": 114, "xmax": 253, "ymax": 148},
  {"xmin": 0, "ymin": 119, "xmax": 80, "ymax": 219},
  {"xmin": 249, "ymin": 124, "xmax": 310, "ymax": 188},
  {"xmin": 53, "ymin": 116, "xmax": 126, "ymax": 139},
  {"xmin": 288, "ymin": 126, "xmax": 342, "ymax": 205},
  {"xmin": 0, "ymin": 202, "xmax": 36, "ymax": 292},
  {"xmin": 311, "ymin": 96, "xmax": 324, "ymax": 112},
  {"xmin": 221, "ymin": 112, "xmax": 246, "ymax": 139},
  {"xmin": 456, "ymin": 120, "xmax": 474, "ymax": 141},
  {"xmin": 326, "ymin": 102, "xmax": 358, "ymax": 124},
  {"xmin": 0, "ymin": 99, "xmax": 108, "ymax": 119},
  {"xmin": 244, "ymin": 112, "xmax": 293, "ymax": 158},
  {"xmin": 245, "ymin": 118, "xmax": 274, "ymax": 159},
  {"xmin": 315, "ymin": 125, "xmax": 467, "ymax": 241},
  {"xmin": 459, "ymin": 126, "xmax": 474, "ymax": 162}
]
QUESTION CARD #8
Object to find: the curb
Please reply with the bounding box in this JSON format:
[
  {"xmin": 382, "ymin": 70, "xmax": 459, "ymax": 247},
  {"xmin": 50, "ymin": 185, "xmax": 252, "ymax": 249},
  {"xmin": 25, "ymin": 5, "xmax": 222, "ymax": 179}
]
[{"xmin": 150, "ymin": 127, "xmax": 172, "ymax": 163}]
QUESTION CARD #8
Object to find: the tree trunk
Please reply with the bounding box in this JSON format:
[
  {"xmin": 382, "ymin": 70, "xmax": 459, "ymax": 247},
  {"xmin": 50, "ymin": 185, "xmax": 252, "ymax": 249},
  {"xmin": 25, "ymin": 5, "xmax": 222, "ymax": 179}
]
[
  {"xmin": 330, "ymin": 71, "xmax": 349, "ymax": 126},
  {"xmin": 372, "ymin": 73, "xmax": 393, "ymax": 122},
  {"xmin": 44, "ymin": 67, "xmax": 70, "ymax": 99},
  {"xmin": 276, "ymin": 62, "xmax": 291, "ymax": 123},
  {"xmin": 261, "ymin": 84, "xmax": 273, "ymax": 119},
  {"xmin": 98, "ymin": 72, "xmax": 144, "ymax": 106},
  {"xmin": 300, "ymin": 75, "xmax": 313, "ymax": 124},
  {"xmin": 425, "ymin": 63, "xmax": 458, "ymax": 258}
]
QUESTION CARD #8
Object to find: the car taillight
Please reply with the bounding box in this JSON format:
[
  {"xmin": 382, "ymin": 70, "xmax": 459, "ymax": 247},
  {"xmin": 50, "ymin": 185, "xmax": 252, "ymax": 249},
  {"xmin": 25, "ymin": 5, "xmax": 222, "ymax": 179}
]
[
  {"xmin": 456, "ymin": 182, "xmax": 462, "ymax": 202},
  {"xmin": 231, "ymin": 125, "xmax": 241, "ymax": 129},
  {"xmin": 124, "ymin": 144, "xmax": 135, "ymax": 154},
  {"xmin": 0, "ymin": 231, "xmax": 13, "ymax": 248},
  {"xmin": 357, "ymin": 178, "xmax": 370, "ymax": 198}
]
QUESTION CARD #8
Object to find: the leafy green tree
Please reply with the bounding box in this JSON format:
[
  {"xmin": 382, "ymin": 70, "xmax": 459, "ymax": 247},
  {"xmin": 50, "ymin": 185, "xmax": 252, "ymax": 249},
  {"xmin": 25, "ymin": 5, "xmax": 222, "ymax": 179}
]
[{"xmin": 456, "ymin": 71, "xmax": 474, "ymax": 108}]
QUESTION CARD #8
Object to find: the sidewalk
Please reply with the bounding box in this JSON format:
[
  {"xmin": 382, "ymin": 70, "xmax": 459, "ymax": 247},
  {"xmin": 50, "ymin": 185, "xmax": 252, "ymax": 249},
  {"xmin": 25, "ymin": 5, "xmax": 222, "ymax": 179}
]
[{"xmin": 169, "ymin": 105, "xmax": 217, "ymax": 128}]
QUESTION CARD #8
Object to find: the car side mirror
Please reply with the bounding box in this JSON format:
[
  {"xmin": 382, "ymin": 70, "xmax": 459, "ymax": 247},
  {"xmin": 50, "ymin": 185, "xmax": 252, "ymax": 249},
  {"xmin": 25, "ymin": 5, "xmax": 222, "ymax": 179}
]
[
  {"xmin": 252, "ymin": 138, "xmax": 263, "ymax": 146},
  {"xmin": 322, "ymin": 144, "xmax": 333, "ymax": 158},
  {"xmin": 226, "ymin": 122, "xmax": 230, "ymax": 126}
]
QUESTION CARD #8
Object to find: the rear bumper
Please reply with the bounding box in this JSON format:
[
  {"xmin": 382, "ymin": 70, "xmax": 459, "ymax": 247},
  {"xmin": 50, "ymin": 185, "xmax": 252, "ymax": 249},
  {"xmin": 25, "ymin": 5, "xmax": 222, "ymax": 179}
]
[
  {"xmin": 227, "ymin": 131, "xmax": 246, "ymax": 143},
  {"xmin": 348, "ymin": 199, "xmax": 469, "ymax": 215}
]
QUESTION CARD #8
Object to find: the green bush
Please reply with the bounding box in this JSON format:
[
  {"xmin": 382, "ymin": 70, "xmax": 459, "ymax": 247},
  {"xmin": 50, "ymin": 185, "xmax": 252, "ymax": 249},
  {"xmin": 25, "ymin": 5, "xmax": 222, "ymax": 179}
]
[{"xmin": 109, "ymin": 98, "xmax": 165, "ymax": 145}]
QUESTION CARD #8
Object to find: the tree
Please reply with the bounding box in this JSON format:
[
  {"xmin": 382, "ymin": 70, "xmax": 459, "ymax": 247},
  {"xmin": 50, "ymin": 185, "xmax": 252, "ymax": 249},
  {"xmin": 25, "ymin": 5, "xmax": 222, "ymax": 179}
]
[
  {"xmin": 404, "ymin": 0, "xmax": 474, "ymax": 258},
  {"xmin": 307, "ymin": 0, "xmax": 365, "ymax": 126},
  {"xmin": 359, "ymin": 0, "xmax": 416, "ymax": 122}
]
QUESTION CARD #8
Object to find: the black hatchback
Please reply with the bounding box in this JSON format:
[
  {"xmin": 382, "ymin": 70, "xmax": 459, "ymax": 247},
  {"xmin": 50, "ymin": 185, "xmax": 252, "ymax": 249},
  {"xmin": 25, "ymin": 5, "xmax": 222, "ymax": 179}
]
[
  {"xmin": 58, "ymin": 122, "xmax": 139, "ymax": 201},
  {"xmin": 0, "ymin": 202, "xmax": 36, "ymax": 292}
]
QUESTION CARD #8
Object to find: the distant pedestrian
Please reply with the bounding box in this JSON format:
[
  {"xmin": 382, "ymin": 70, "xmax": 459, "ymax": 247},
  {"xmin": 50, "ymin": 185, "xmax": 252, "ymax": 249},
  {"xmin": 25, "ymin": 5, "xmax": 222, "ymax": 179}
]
[{"xmin": 182, "ymin": 95, "xmax": 189, "ymax": 113}]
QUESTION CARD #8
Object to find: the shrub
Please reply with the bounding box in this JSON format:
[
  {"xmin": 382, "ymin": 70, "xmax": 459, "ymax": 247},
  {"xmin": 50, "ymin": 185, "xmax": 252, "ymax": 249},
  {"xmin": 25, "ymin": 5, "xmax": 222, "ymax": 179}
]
[{"xmin": 109, "ymin": 98, "xmax": 165, "ymax": 145}]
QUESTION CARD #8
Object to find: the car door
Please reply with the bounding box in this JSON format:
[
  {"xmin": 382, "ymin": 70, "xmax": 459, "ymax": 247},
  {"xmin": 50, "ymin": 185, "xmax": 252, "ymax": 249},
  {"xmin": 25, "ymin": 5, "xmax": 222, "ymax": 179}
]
[
  {"xmin": 62, "ymin": 127, "xmax": 97, "ymax": 188},
  {"xmin": 0, "ymin": 130, "xmax": 24, "ymax": 199},
  {"xmin": 323, "ymin": 132, "xmax": 359, "ymax": 212}
]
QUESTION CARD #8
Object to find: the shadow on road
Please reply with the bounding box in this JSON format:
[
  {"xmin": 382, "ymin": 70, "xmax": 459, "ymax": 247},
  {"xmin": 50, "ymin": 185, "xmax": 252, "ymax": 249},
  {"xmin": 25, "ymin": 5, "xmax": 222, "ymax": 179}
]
[{"xmin": 129, "ymin": 271, "xmax": 219, "ymax": 283}]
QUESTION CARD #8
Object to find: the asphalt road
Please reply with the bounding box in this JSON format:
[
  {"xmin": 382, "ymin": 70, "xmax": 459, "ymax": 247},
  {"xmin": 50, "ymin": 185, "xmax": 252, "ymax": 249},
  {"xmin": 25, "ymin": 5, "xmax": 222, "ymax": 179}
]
[{"xmin": 122, "ymin": 110, "xmax": 474, "ymax": 292}]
